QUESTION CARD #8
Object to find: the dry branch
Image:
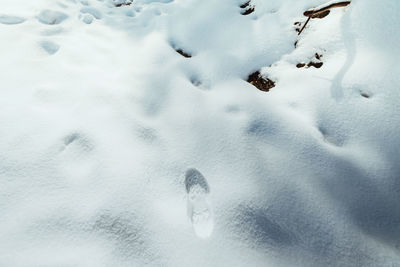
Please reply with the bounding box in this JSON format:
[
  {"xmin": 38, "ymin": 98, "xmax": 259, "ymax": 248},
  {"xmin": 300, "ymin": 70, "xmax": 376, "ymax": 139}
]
[
  {"xmin": 304, "ymin": 1, "xmax": 351, "ymax": 17},
  {"xmin": 298, "ymin": 1, "xmax": 351, "ymax": 35}
]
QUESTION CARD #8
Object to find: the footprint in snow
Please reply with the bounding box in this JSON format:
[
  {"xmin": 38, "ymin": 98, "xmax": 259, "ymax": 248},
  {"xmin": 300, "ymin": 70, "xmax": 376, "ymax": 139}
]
[
  {"xmin": 0, "ymin": 15, "xmax": 26, "ymax": 25},
  {"xmin": 185, "ymin": 168, "xmax": 214, "ymax": 239},
  {"xmin": 61, "ymin": 132, "xmax": 94, "ymax": 152}
]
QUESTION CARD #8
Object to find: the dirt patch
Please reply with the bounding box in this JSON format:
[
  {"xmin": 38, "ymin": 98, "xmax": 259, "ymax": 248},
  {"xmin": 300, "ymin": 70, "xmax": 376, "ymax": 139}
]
[{"xmin": 247, "ymin": 71, "xmax": 275, "ymax": 92}]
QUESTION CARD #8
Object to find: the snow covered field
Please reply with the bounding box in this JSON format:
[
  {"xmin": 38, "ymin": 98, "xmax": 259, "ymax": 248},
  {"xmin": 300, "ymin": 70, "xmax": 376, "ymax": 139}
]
[{"xmin": 0, "ymin": 0, "xmax": 399, "ymax": 266}]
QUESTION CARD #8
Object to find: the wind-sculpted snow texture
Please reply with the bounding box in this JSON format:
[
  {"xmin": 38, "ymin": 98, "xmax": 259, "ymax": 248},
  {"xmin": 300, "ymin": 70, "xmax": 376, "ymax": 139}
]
[{"xmin": 0, "ymin": 0, "xmax": 399, "ymax": 266}]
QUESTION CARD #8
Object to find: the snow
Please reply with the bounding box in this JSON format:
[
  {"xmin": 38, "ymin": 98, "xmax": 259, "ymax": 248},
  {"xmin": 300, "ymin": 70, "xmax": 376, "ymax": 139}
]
[{"xmin": 0, "ymin": 0, "xmax": 399, "ymax": 266}]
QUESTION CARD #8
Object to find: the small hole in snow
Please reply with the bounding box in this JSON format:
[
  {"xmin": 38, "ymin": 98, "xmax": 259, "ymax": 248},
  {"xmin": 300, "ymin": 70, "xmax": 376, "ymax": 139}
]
[
  {"xmin": 175, "ymin": 49, "xmax": 191, "ymax": 58},
  {"xmin": 360, "ymin": 92, "xmax": 371, "ymax": 98},
  {"xmin": 241, "ymin": 7, "xmax": 255, "ymax": 15},
  {"xmin": 190, "ymin": 77, "xmax": 201, "ymax": 87},
  {"xmin": 240, "ymin": 1, "xmax": 250, "ymax": 8},
  {"xmin": 240, "ymin": 1, "xmax": 255, "ymax": 15},
  {"xmin": 114, "ymin": 0, "xmax": 132, "ymax": 7}
]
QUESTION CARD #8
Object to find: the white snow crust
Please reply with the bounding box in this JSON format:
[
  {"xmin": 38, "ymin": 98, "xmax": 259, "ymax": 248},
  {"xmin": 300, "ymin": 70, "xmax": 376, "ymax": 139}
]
[{"xmin": 0, "ymin": 0, "xmax": 399, "ymax": 266}]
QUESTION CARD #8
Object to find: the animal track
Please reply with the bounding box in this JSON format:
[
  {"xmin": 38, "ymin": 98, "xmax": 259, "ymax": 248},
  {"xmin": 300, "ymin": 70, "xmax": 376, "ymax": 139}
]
[
  {"xmin": 61, "ymin": 132, "xmax": 94, "ymax": 152},
  {"xmin": 0, "ymin": 15, "xmax": 26, "ymax": 25},
  {"xmin": 190, "ymin": 76, "xmax": 202, "ymax": 87},
  {"xmin": 40, "ymin": 40, "xmax": 60, "ymax": 55},
  {"xmin": 37, "ymin": 10, "xmax": 68, "ymax": 25},
  {"xmin": 81, "ymin": 14, "xmax": 94, "ymax": 24},
  {"xmin": 80, "ymin": 7, "xmax": 103, "ymax": 20},
  {"xmin": 185, "ymin": 168, "xmax": 213, "ymax": 238},
  {"xmin": 318, "ymin": 124, "xmax": 345, "ymax": 147}
]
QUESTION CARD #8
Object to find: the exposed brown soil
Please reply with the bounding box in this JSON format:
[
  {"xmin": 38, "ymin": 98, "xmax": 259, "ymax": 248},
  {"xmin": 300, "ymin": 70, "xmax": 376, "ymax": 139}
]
[{"xmin": 247, "ymin": 71, "xmax": 275, "ymax": 92}]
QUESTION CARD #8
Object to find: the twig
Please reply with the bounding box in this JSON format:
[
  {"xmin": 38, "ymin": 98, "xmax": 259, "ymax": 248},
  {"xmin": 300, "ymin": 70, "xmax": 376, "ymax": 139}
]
[
  {"xmin": 298, "ymin": 16, "xmax": 311, "ymax": 35},
  {"xmin": 298, "ymin": 1, "xmax": 351, "ymax": 35}
]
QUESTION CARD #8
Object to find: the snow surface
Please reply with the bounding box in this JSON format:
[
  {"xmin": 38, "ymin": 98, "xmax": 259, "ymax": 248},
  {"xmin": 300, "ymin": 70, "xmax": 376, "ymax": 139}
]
[{"xmin": 0, "ymin": 0, "xmax": 399, "ymax": 266}]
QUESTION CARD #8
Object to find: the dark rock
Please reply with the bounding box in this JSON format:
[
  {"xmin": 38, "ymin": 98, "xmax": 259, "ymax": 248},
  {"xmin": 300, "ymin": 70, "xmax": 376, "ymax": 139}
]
[
  {"xmin": 307, "ymin": 61, "xmax": 323, "ymax": 68},
  {"xmin": 247, "ymin": 71, "xmax": 275, "ymax": 92}
]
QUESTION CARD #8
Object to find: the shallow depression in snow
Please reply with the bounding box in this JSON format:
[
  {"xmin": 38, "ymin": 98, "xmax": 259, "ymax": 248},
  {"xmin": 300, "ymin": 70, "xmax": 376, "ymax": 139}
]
[{"xmin": 0, "ymin": 0, "xmax": 400, "ymax": 266}]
